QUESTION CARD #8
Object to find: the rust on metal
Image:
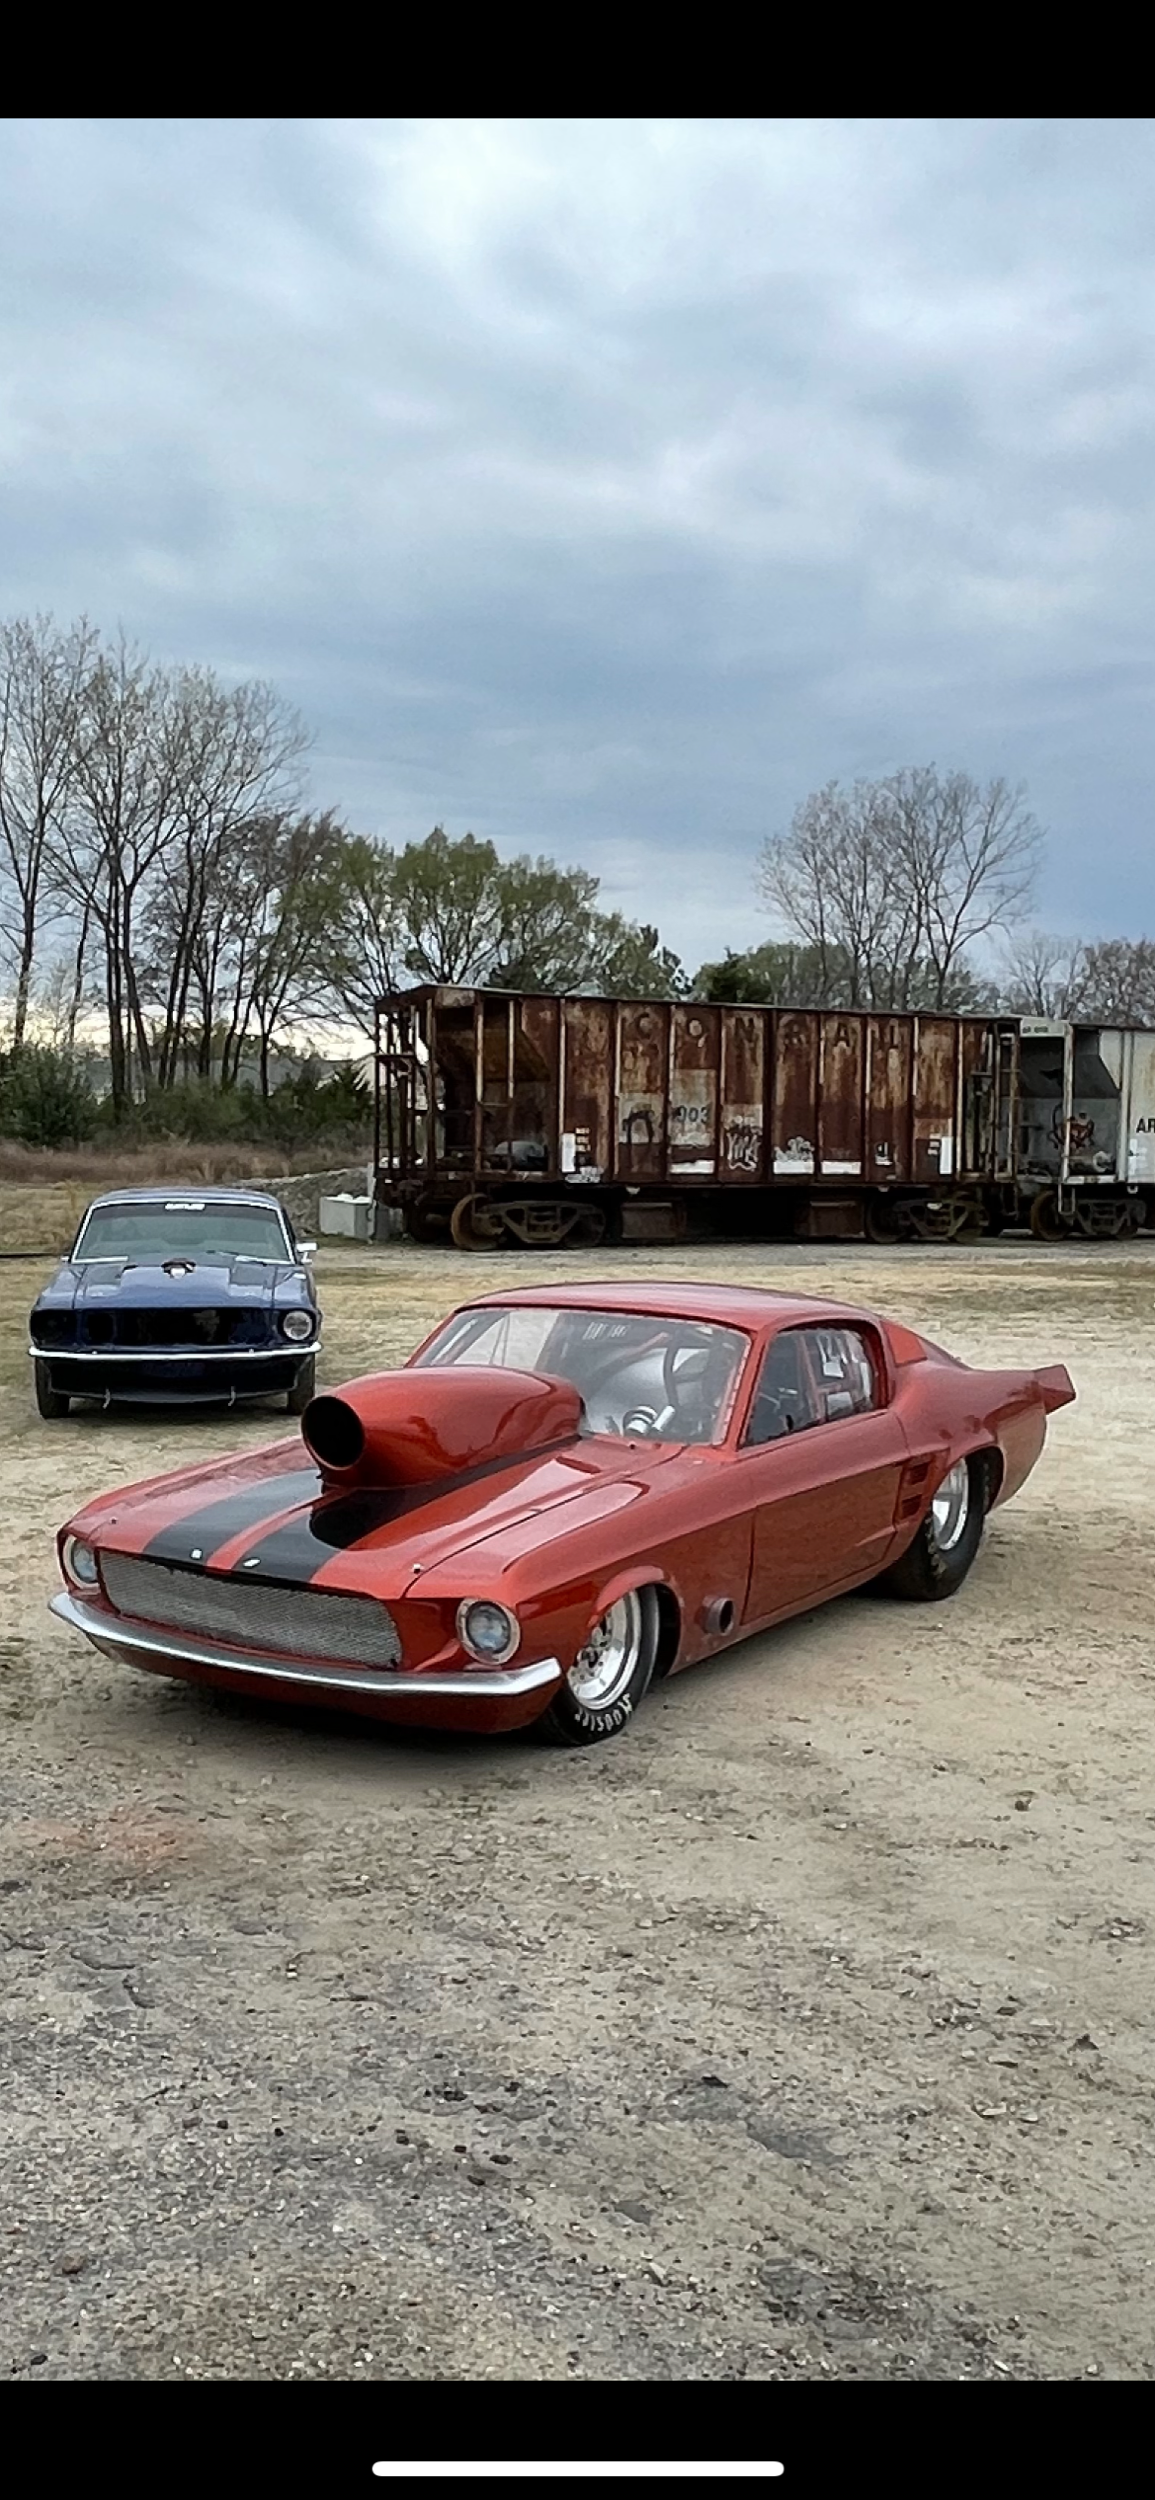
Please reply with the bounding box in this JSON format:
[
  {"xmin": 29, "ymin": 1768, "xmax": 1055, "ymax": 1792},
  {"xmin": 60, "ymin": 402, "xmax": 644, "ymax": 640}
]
[
  {"xmin": 375, "ymin": 984, "xmax": 1137, "ymax": 1244},
  {"xmin": 719, "ymin": 1009, "xmax": 766, "ymax": 1184},
  {"xmin": 771, "ymin": 1011, "xmax": 820, "ymax": 1178},
  {"xmin": 562, "ymin": 997, "xmax": 614, "ymax": 1182},
  {"xmin": 865, "ymin": 1015, "xmax": 915, "ymax": 1184},
  {"xmin": 616, "ymin": 1000, "xmax": 670, "ymax": 1182},
  {"xmin": 670, "ymin": 1005, "xmax": 721, "ymax": 1177},
  {"xmin": 818, "ymin": 1014, "xmax": 864, "ymax": 1178},
  {"xmin": 912, "ymin": 1017, "xmax": 961, "ymax": 1186}
]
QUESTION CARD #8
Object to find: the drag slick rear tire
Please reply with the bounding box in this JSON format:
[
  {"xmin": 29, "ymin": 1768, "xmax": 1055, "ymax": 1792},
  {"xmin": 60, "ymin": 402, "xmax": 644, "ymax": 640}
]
[
  {"xmin": 880, "ymin": 1454, "xmax": 987, "ymax": 1601},
  {"xmin": 541, "ymin": 1586, "xmax": 659, "ymax": 1747}
]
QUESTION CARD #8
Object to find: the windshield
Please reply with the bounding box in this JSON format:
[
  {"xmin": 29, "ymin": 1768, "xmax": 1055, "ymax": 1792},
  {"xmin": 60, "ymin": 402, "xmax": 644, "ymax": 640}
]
[
  {"xmin": 415, "ymin": 1304, "xmax": 749, "ymax": 1445},
  {"xmin": 72, "ymin": 1201, "xmax": 293, "ymax": 1264}
]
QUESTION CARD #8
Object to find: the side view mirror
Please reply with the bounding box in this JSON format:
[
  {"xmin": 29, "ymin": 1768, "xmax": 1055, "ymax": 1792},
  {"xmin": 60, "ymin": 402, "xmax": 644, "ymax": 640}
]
[{"xmin": 296, "ymin": 1240, "xmax": 317, "ymax": 1263}]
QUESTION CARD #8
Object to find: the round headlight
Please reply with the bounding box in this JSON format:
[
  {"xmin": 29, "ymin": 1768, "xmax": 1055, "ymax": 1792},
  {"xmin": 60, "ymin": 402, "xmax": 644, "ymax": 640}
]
[
  {"xmin": 63, "ymin": 1537, "xmax": 99, "ymax": 1588},
  {"xmin": 456, "ymin": 1600, "xmax": 520, "ymax": 1664},
  {"xmin": 280, "ymin": 1310, "xmax": 314, "ymax": 1343}
]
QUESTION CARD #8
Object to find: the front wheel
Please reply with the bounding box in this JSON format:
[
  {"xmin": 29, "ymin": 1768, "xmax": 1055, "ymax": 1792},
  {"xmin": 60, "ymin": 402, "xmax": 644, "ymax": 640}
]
[
  {"xmin": 33, "ymin": 1359, "xmax": 70, "ymax": 1419},
  {"xmin": 879, "ymin": 1455, "xmax": 988, "ymax": 1601},
  {"xmin": 540, "ymin": 1586, "xmax": 658, "ymax": 1747},
  {"xmin": 286, "ymin": 1355, "xmax": 317, "ymax": 1414}
]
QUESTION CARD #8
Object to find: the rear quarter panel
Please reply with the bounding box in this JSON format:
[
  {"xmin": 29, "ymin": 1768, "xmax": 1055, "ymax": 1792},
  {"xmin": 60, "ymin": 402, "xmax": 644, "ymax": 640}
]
[{"xmin": 897, "ymin": 1360, "xmax": 1049, "ymax": 1510}]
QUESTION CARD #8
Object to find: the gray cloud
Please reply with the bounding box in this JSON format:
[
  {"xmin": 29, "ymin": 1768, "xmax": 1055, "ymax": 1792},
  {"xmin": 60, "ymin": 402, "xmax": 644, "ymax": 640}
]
[{"xmin": 2, "ymin": 117, "xmax": 1154, "ymax": 965}]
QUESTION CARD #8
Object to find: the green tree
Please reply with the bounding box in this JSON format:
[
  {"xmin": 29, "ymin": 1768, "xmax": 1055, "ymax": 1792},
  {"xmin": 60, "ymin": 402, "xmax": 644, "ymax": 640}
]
[
  {"xmin": 0, "ymin": 1044, "xmax": 96, "ymax": 1147},
  {"xmin": 592, "ymin": 916, "xmax": 687, "ymax": 997}
]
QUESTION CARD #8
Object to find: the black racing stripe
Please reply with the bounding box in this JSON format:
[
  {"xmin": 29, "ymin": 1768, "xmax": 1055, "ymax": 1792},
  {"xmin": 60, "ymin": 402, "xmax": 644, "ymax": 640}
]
[
  {"xmin": 225, "ymin": 1487, "xmax": 425, "ymax": 1581},
  {"xmin": 143, "ymin": 1468, "xmax": 324, "ymax": 1565},
  {"xmin": 227, "ymin": 1435, "xmax": 582, "ymax": 1583}
]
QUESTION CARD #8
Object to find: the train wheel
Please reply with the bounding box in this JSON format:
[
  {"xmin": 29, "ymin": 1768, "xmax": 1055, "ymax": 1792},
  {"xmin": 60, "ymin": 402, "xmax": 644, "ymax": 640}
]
[
  {"xmin": 865, "ymin": 1193, "xmax": 901, "ymax": 1245},
  {"xmin": 1030, "ymin": 1190, "xmax": 1071, "ymax": 1244},
  {"xmin": 449, "ymin": 1193, "xmax": 509, "ymax": 1250},
  {"xmin": 570, "ymin": 1206, "xmax": 607, "ymax": 1247}
]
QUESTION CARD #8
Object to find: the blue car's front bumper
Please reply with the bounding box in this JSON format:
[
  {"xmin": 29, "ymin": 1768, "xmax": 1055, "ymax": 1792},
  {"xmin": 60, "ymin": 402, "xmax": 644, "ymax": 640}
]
[{"xmin": 29, "ymin": 1346, "xmax": 318, "ymax": 1404}]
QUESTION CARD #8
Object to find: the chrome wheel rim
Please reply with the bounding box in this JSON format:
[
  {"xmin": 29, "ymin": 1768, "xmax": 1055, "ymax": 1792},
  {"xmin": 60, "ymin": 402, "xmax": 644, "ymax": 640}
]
[
  {"xmin": 930, "ymin": 1459, "xmax": 970, "ymax": 1552},
  {"xmin": 567, "ymin": 1590, "xmax": 643, "ymax": 1710}
]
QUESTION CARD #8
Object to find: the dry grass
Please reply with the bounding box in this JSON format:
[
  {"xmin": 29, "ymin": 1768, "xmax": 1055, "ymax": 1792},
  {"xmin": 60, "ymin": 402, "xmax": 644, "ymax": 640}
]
[
  {"xmin": 0, "ymin": 1185, "xmax": 90, "ymax": 1256},
  {"xmin": 0, "ymin": 1139, "xmax": 338, "ymax": 1187},
  {"xmin": 0, "ymin": 1139, "xmax": 371, "ymax": 1256}
]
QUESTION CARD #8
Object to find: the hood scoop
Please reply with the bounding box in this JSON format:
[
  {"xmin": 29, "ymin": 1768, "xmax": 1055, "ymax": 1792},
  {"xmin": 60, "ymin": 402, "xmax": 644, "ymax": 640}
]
[{"xmin": 301, "ymin": 1366, "xmax": 583, "ymax": 1489}]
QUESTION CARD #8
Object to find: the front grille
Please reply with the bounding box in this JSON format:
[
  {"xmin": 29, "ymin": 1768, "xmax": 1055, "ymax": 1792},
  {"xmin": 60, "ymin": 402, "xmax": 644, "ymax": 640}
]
[
  {"xmin": 81, "ymin": 1307, "xmax": 269, "ymax": 1349},
  {"xmin": 100, "ymin": 1552, "xmax": 402, "ymax": 1668}
]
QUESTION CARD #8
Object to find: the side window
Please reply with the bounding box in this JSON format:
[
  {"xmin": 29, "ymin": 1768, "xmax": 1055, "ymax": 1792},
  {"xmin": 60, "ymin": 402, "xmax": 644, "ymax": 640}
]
[
  {"xmin": 745, "ymin": 1325, "xmax": 881, "ymax": 1445},
  {"xmin": 745, "ymin": 1330, "xmax": 820, "ymax": 1444},
  {"xmin": 806, "ymin": 1326, "xmax": 880, "ymax": 1422}
]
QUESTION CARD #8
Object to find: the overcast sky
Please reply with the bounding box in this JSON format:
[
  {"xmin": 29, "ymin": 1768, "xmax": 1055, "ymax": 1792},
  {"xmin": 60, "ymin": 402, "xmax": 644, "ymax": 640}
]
[{"xmin": 2, "ymin": 118, "xmax": 1153, "ymax": 973}]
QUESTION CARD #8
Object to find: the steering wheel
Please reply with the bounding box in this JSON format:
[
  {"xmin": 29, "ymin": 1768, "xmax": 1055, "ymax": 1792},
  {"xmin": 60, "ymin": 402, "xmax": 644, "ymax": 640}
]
[{"xmin": 662, "ymin": 1337, "xmax": 712, "ymax": 1408}]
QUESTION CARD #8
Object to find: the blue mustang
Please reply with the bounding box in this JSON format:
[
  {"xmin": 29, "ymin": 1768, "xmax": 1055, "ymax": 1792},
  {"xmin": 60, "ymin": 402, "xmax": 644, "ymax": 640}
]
[{"xmin": 29, "ymin": 1188, "xmax": 322, "ymax": 1418}]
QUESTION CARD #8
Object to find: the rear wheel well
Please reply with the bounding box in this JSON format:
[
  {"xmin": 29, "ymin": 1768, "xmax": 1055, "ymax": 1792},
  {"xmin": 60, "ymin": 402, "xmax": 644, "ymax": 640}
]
[{"xmin": 651, "ymin": 1583, "xmax": 682, "ymax": 1679}]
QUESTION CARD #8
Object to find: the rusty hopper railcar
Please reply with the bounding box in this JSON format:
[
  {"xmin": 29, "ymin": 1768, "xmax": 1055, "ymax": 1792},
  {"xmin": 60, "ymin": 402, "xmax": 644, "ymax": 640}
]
[{"xmin": 373, "ymin": 988, "xmax": 1155, "ymax": 1248}]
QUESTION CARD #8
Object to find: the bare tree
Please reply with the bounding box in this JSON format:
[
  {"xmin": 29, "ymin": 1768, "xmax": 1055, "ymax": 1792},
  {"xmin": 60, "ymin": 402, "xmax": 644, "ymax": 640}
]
[
  {"xmin": 759, "ymin": 766, "xmax": 1042, "ymax": 1011},
  {"xmin": 886, "ymin": 768, "xmax": 1042, "ymax": 1007},
  {"xmin": 999, "ymin": 929, "xmax": 1089, "ymax": 1018},
  {"xmin": 0, "ymin": 615, "xmax": 98, "ymax": 1046},
  {"xmin": 1075, "ymin": 937, "xmax": 1155, "ymax": 1026},
  {"xmin": 44, "ymin": 637, "xmax": 189, "ymax": 1110},
  {"xmin": 235, "ymin": 813, "xmax": 351, "ymax": 1094},
  {"xmin": 139, "ymin": 672, "xmax": 308, "ymax": 1085},
  {"xmin": 999, "ymin": 932, "xmax": 1155, "ymax": 1025},
  {"xmin": 759, "ymin": 778, "xmax": 923, "ymax": 1007}
]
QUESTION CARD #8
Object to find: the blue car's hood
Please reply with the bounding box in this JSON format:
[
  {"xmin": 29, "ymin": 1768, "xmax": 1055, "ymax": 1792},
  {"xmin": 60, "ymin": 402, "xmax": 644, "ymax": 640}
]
[{"xmin": 37, "ymin": 1258, "xmax": 309, "ymax": 1312}]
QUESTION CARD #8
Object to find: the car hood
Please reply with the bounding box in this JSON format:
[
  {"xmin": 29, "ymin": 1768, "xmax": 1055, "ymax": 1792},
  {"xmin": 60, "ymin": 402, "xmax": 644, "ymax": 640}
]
[
  {"xmin": 68, "ymin": 1430, "xmax": 683, "ymax": 1596},
  {"xmin": 36, "ymin": 1257, "xmax": 308, "ymax": 1311}
]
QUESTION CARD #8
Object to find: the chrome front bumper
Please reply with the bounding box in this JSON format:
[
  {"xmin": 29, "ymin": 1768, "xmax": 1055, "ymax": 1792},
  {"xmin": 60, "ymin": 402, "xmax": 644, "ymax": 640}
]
[
  {"xmin": 49, "ymin": 1589, "xmax": 563, "ymax": 1704},
  {"xmin": 29, "ymin": 1344, "xmax": 320, "ymax": 1362}
]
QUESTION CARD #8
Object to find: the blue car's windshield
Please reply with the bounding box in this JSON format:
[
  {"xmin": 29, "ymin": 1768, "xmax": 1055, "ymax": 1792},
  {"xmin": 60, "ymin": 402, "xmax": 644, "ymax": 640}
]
[{"xmin": 72, "ymin": 1202, "xmax": 293, "ymax": 1263}]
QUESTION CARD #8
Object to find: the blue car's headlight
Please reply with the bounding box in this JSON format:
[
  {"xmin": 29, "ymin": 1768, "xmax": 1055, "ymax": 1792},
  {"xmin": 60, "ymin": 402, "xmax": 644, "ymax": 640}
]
[
  {"xmin": 280, "ymin": 1310, "xmax": 315, "ymax": 1343},
  {"xmin": 32, "ymin": 1310, "xmax": 75, "ymax": 1347}
]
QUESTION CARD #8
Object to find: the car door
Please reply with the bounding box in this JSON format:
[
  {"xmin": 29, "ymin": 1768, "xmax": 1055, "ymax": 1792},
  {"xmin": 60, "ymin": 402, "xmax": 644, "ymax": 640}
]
[{"xmin": 739, "ymin": 1323, "xmax": 908, "ymax": 1622}]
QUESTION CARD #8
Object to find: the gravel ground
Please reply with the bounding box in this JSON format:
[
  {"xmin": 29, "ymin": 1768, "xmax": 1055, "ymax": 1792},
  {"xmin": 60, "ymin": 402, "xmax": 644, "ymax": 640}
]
[{"xmin": 1, "ymin": 1234, "xmax": 1152, "ymax": 2382}]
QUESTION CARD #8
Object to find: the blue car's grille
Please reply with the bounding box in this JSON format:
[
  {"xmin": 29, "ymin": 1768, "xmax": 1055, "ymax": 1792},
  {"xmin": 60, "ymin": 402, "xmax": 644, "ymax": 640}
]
[{"xmin": 78, "ymin": 1307, "xmax": 271, "ymax": 1350}]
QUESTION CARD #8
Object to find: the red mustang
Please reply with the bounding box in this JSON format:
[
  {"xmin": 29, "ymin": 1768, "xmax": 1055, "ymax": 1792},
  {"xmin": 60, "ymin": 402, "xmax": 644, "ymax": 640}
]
[{"xmin": 51, "ymin": 1282, "xmax": 1074, "ymax": 1749}]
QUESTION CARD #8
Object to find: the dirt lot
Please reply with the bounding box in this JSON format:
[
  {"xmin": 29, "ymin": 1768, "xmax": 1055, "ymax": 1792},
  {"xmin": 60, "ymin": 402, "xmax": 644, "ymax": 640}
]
[{"xmin": 1, "ymin": 1233, "xmax": 1152, "ymax": 2382}]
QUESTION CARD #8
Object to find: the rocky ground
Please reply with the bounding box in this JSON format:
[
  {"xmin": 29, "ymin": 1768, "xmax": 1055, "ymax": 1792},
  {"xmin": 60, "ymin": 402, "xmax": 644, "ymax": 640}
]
[{"xmin": 1, "ymin": 1235, "xmax": 1151, "ymax": 2381}]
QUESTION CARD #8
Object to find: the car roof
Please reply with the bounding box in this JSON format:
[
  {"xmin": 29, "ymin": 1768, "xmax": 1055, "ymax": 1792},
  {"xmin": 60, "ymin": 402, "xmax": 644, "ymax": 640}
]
[
  {"xmin": 82, "ymin": 1189, "xmax": 287, "ymax": 1211},
  {"xmin": 456, "ymin": 1280, "xmax": 879, "ymax": 1333}
]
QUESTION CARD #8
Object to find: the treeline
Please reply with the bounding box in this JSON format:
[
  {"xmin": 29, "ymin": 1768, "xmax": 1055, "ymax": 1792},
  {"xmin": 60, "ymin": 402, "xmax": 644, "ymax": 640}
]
[
  {"xmin": 0, "ymin": 617, "xmax": 682, "ymax": 1117},
  {"xmin": 0, "ymin": 1046, "xmax": 370, "ymax": 1155},
  {"xmin": 4, "ymin": 619, "xmax": 1154, "ymax": 1155}
]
